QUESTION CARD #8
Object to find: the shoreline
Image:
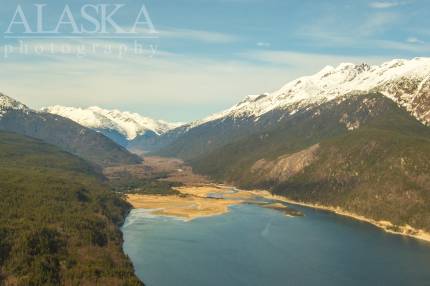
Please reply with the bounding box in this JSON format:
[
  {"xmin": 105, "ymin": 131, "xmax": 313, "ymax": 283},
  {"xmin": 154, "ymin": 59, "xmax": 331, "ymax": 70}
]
[
  {"xmin": 125, "ymin": 184, "xmax": 430, "ymax": 243},
  {"xmin": 124, "ymin": 185, "xmax": 300, "ymax": 221},
  {"xmin": 250, "ymin": 190, "xmax": 430, "ymax": 243}
]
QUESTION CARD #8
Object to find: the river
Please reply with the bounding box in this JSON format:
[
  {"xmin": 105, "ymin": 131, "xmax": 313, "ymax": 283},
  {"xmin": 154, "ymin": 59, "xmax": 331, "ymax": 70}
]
[{"xmin": 122, "ymin": 202, "xmax": 430, "ymax": 286}]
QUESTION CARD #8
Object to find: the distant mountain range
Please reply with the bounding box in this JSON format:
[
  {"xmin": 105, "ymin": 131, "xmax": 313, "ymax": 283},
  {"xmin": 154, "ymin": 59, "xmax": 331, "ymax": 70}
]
[
  {"xmin": 143, "ymin": 57, "xmax": 430, "ymax": 233},
  {"xmin": 0, "ymin": 93, "xmax": 141, "ymax": 167},
  {"xmin": 42, "ymin": 58, "xmax": 430, "ymax": 157},
  {"xmin": 42, "ymin": 106, "xmax": 182, "ymax": 147}
]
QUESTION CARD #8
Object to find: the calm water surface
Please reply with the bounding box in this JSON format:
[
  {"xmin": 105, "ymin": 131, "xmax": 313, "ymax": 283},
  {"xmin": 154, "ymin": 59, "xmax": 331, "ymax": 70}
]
[{"xmin": 122, "ymin": 204, "xmax": 430, "ymax": 286}]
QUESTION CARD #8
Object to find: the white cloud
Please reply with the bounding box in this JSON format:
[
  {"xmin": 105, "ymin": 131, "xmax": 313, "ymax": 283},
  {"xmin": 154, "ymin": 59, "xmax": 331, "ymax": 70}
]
[
  {"xmin": 375, "ymin": 39, "xmax": 430, "ymax": 51},
  {"xmin": 295, "ymin": 11, "xmax": 430, "ymax": 53},
  {"xmin": 0, "ymin": 42, "xmax": 287, "ymax": 121},
  {"xmin": 406, "ymin": 37, "xmax": 424, "ymax": 44},
  {"xmin": 158, "ymin": 28, "xmax": 239, "ymax": 44},
  {"xmin": 256, "ymin": 42, "xmax": 271, "ymax": 48},
  {"xmin": 359, "ymin": 12, "xmax": 399, "ymax": 36},
  {"xmin": 369, "ymin": 1, "xmax": 407, "ymax": 9}
]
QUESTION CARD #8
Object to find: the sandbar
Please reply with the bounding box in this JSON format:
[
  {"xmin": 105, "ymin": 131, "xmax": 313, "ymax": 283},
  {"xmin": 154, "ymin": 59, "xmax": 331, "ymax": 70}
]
[{"xmin": 126, "ymin": 192, "xmax": 241, "ymax": 221}]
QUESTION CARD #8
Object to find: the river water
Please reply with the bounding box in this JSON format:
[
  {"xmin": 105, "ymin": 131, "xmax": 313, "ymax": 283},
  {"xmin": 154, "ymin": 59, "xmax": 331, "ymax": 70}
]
[{"xmin": 122, "ymin": 203, "xmax": 430, "ymax": 286}]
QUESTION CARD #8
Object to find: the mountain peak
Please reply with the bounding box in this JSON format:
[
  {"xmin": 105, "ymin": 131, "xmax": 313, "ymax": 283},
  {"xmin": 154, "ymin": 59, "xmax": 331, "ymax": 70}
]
[
  {"xmin": 188, "ymin": 57, "xmax": 430, "ymax": 128},
  {"xmin": 42, "ymin": 105, "xmax": 183, "ymax": 140},
  {"xmin": 0, "ymin": 93, "xmax": 29, "ymax": 117}
]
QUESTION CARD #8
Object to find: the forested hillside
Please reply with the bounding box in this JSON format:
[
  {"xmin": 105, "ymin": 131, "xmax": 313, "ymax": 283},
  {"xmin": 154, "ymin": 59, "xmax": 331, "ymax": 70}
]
[
  {"xmin": 188, "ymin": 94, "xmax": 430, "ymax": 232},
  {"xmin": 0, "ymin": 131, "xmax": 142, "ymax": 286}
]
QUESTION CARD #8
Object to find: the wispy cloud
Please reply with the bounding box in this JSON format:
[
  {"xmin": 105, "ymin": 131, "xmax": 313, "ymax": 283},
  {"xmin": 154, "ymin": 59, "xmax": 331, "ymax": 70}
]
[
  {"xmin": 406, "ymin": 37, "xmax": 424, "ymax": 44},
  {"xmin": 241, "ymin": 50, "xmax": 389, "ymax": 70},
  {"xmin": 369, "ymin": 1, "xmax": 410, "ymax": 9},
  {"xmin": 360, "ymin": 12, "xmax": 399, "ymax": 36},
  {"xmin": 159, "ymin": 28, "xmax": 239, "ymax": 44},
  {"xmin": 0, "ymin": 38, "xmax": 395, "ymax": 122},
  {"xmin": 371, "ymin": 39, "xmax": 430, "ymax": 52},
  {"xmin": 0, "ymin": 41, "xmax": 288, "ymax": 121},
  {"xmin": 295, "ymin": 8, "xmax": 430, "ymax": 53},
  {"xmin": 256, "ymin": 42, "xmax": 271, "ymax": 48},
  {"xmin": 299, "ymin": 30, "xmax": 430, "ymax": 52}
]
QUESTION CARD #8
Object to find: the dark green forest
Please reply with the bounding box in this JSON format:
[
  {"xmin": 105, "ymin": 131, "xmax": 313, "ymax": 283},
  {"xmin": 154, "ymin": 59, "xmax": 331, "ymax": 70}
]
[{"xmin": 0, "ymin": 131, "xmax": 142, "ymax": 286}]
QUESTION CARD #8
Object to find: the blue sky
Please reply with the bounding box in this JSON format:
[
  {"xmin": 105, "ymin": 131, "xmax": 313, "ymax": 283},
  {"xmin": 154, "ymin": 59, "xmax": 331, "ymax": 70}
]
[{"xmin": 0, "ymin": 0, "xmax": 429, "ymax": 121}]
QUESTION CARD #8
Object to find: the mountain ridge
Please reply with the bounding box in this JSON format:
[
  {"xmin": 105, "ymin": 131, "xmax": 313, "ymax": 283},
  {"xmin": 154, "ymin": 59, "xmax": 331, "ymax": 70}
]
[
  {"xmin": 42, "ymin": 105, "xmax": 183, "ymax": 146},
  {"xmin": 186, "ymin": 57, "xmax": 430, "ymax": 129},
  {"xmin": 0, "ymin": 93, "xmax": 142, "ymax": 167},
  {"xmin": 137, "ymin": 57, "xmax": 430, "ymax": 157}
]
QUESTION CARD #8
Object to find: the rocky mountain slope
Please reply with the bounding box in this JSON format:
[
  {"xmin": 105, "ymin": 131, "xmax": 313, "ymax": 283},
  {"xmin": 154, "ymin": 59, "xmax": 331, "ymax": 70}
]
[
  {"xmin": 43, "ymin": 106, "xmax": 182, "ymax": 147},
  {"xmin": 0, "ymin": 93, "xmax": 142, "ymax": 167}
]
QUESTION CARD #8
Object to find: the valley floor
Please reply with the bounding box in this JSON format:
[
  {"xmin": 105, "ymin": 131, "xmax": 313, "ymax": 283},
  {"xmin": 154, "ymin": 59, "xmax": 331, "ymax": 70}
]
[
  {"xmin": 126, "ymin": 185, "xmax": 300, "ymax": 220},
  {"xmin": 114, "ymin": 156, "xmax": 430, "ymax": 243},
  {"xmin": 126, "ymin": 186, "xmax": 240, "ymax": 220}
]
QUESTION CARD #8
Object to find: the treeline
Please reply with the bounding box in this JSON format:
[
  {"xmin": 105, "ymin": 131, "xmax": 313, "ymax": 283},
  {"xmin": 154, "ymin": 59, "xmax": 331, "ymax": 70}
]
[{"xmin": 108, "ymin": 170, "xmax": 182, "ymax": 196}]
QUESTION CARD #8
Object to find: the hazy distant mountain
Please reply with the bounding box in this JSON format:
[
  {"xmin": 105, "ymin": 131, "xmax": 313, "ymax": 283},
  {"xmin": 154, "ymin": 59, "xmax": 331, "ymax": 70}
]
[
  {"xmin": 0, "ymin": 93, "xmax": 142, "ymax": 167},
  {"xmin": 149, "ymin": 58, "xmax": 430, "ymax": 233},
  {"xmin": 42, "ymin": 106, "xmax": 182, "ymax": 147}
]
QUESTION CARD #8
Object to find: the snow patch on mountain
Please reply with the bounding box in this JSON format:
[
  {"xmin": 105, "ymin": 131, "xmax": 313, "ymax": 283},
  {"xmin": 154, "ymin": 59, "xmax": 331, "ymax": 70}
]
[
  {"xmin": 189, "ymin": 57, "xmax": 430, "ymax": 129},
  {"xmin": 42, "ymin": 106, "xmax": 182, "ymax": 140},
  {"xmin": 0, "ymin": 93, "xmax": 29, "ymax": 118}
]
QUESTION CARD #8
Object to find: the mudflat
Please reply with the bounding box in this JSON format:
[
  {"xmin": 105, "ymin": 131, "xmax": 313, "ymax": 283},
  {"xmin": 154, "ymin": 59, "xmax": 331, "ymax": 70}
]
[
  {"xmin": 126, "ymin": 191, "xmax": 241, "ymax": 220},
  {"xmin": 126, "ymin": 185, "xmax": 299, "ymax": 220}
]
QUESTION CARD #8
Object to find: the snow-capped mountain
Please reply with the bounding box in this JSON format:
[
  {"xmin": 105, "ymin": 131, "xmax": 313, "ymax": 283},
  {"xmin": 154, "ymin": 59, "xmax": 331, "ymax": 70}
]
[
  {"xmin": 189, "ymin": 57, "xmax": 430, "ymax": 128},
  {"xmin": 0, "ymin": 93, "xmax": 29, "ymax": 117},
  {"xmin": 0, "ymin": 93, "xmax": 141, "ymax": 166},
  {"xmin": 42, "ymin": 106, "xmax": 182, "ymax": 141},
  {"xmin": 134, "ymin": 57, "xmax": 430, "ymax": 156}
]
